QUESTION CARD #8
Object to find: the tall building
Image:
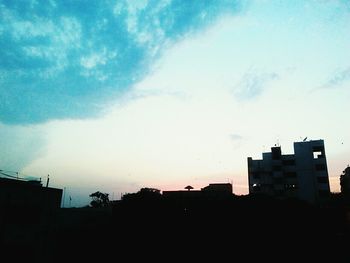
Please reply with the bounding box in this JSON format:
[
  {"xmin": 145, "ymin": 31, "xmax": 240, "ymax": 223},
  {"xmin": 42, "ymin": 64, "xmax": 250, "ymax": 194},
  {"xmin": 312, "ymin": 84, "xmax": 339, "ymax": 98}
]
[{"xmin": 247, "ymin": 139, "xmax": 330, "ymax": 204}]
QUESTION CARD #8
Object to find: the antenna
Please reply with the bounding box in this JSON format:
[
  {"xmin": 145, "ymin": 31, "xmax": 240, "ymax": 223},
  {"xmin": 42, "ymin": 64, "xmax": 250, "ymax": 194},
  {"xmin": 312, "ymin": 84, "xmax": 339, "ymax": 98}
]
[
  {"xmin": 46, "ymin": 174, "xmax": 50, "ymax": 187},
  {"xmin": 303, "ymin": 137, "xmax": 307, "ymax": 142}
]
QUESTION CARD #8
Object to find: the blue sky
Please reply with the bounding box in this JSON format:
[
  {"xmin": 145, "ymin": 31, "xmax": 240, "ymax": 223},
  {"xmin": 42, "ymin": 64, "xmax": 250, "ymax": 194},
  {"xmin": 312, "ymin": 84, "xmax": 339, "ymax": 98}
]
[
  {"xmin": 1, "ymin": 0, "xmax": 350, "ymax": 207},
  {"xmin": 0, "ymin": 0, "xmax": 242, "ymax": 124}
]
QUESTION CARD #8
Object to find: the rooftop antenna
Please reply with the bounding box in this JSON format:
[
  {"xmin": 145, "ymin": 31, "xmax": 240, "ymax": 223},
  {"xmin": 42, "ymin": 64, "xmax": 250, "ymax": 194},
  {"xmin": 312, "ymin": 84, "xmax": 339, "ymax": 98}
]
[{"xmin": 303, "ymin": 137, "xmax": 308, "ymax": 142}]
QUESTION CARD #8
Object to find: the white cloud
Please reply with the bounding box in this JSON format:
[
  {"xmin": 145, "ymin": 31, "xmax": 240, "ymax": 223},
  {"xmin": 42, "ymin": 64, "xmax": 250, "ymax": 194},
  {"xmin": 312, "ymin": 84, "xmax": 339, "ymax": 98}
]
[
  {"xmin": 81, "ymin": 52, "xmax": 107, "ymax": 69},
  {"xmin": 57, "ymin": 17, "xmax": 82, "ymax": 47}
]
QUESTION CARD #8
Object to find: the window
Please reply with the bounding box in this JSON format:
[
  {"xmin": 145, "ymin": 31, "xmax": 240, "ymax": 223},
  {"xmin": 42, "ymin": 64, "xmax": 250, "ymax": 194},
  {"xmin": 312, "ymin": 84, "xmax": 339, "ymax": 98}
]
[
  {"xmin": 274, "ymin": 177, "xmax": 284, "ymax": 184},
  {"xmin": 313, "ymin": 146, "xmax": 325, "ymax": 159},
  {"xmin": 313, "ymin": 151, "xmax": 323, "ymax": 159},
  {"xmin": 313, "ymin": 146, "xmax": 324, "ymax": 152},
  {"xmin": 284, "ymin": 172, "xmax": 297, "ymax": 178},
  {"xmin": 252, "ymin": 172, "xmax": 260, "ymax": 179},
  {"xmin": 315, "ymin": 164, "xmax": 326, "ymax": 171},
  {"xmin": 273, "ymin": 165, "xmax": 282, "ymax": 171},
  {"xmin": 282, "ymin": 159, "xmax": 295, "ymax": 166},
  {"xmin": 317, "ymin": 177, "xmax": 329, "ymax": 184},
  {"xmin": 285, "ymin": 184, "xmax": 298, "ymax": 189}
]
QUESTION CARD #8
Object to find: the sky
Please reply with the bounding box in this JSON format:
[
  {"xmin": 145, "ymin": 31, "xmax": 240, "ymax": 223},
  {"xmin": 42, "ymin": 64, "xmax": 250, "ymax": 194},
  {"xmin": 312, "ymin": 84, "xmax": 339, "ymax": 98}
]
[{"xmin": 1, "ymin": 0, "xmax": 350, "ymax": 207}]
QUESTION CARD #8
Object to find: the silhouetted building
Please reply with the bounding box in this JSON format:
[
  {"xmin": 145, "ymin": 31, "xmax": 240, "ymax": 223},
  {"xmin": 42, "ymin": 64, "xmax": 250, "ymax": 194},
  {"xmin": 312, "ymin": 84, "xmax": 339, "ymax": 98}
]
[
  {"xmin": 248, "ymin": 139, "xmax": 330, "ymax": 204},
  {"xmin": 340, "ymin": 165, "xmax": 350, "ymax": 196},
  {"xmin": 162, "ymin": 188, "xmax": 202, "ymax": 200},
  {"xmin": 201, "ymin": 183, "xmax": 232, "ymax": 193},
  {"xmin": 0, "ymin": 177, "xmax": 62, "ymax": 214},
  {"xmin": 163, "ymin": 183, "xmax": 233, "ymax": 201}
]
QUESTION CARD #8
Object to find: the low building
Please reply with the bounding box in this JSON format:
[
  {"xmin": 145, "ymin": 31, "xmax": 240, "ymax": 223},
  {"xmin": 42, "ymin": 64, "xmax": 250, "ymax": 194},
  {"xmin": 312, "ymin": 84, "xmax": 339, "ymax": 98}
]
[
  {"xmin": 247, "ymin": 139, "xmax": 330, "ymax": 204},
  {"xmin": 0, "ymin": 177, "xmax": 62, "ymax": 223},
  {"xmin": 163, "ymin": 183, "xmax": 233, "ymax": 201}
]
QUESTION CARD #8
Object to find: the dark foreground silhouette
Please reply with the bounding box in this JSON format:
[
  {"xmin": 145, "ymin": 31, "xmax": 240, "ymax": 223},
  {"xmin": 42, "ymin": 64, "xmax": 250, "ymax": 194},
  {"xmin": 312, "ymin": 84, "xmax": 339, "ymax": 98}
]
[{"xmin": 1, "ymin": 192, "xmax": 350, "ymax": 262}]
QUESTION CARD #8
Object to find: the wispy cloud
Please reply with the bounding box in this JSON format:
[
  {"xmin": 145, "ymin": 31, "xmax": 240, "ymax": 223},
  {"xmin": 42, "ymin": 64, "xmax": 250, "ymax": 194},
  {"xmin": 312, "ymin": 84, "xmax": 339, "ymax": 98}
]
[
  {"xmin": 229, "ymin": 134, "xmax": 243, "ymax": 141},
  {"xmin": 0, "ymin": 0, "xmax": 242, "ymax": 124},
  {"xmin": 233, "ymin": 69, "xmax": 278, "ymax": 101},
  {"xmin": 321, "ymin": 67, "xmax": 350, "ymax": 89}
]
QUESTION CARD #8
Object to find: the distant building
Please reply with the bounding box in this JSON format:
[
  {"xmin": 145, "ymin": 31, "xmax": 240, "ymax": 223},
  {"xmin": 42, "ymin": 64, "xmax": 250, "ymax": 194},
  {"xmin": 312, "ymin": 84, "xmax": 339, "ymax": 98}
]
[
  {"xmin": 247, "ymin": 139, "xmax": 330, "ymax": 204},
  {"xmin": 201, "ymin": 183, "xmax": 232, "ymax": 193},
  {"xmin": 163, "ymin": 183, "xmax": 233, "ymax": 200}
]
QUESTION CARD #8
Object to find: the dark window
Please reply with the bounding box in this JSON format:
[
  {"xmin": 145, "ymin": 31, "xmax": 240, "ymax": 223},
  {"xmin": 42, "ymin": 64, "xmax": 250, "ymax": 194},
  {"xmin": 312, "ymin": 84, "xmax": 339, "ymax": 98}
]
[
  {"xmin": 284, "ymin": 172, "xmax": 297, "ymax": 178},
  {"xmin": 319, "ymin": 190, "xmax": 329, "ymax": 197},
  {"xmin": 315, "ymin": 164, "xmax": 326, "ymax": 171},
  {"xmin": 313, "ymin": 146, "xmax": 324, "ymax": 152},
  {"xmin": 274, "ymin": 177, "xmax": 284, "ymax": 184},
  {"xmin": 317, "ymin": 177, "xmax": 329, "ymax": 184},
  {"xmin": 252, "ymin": 172, "xmax": 260, "ymax": 179},
  {"xmin": 285, "ymin": 184, "xmax": 298, "ymax": 189},
  {"xmin": 282, "ymin": 159, "xmax": 295, "ymax": 166},
  {"xmin": 275, "ymin": 190, "xmax": 284, "ymax": 196},
  {"xmin": 273, "ymin": 165, "xmax": 282, "ymax": 171}
]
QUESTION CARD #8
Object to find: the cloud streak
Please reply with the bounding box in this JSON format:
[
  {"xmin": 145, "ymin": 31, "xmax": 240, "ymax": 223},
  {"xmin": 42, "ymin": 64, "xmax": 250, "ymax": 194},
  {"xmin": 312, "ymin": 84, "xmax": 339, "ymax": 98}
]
[
  {"xmin": 0, "ymin": 0, "xmax": 242, "ymax": 124},
  {"xmin": 321, "ymin": 67, "xmax": 350, "ymax": 89},
  {"xmin": 230, "ymin": 134, "xmax": 243, "ymax": 141},
  {"xmin": 233, "ymin": 69, "xmax": 278, "ymax": 101}
]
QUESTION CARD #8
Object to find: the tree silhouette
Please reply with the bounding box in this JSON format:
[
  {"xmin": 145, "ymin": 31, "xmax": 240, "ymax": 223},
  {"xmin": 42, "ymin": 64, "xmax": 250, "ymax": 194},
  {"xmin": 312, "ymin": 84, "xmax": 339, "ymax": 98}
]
[
  {"xmin": 122, "ymin": 187, "xmax": 161, "ymax": 201},
  {"xmin": 89, "ymin": 191, "xmax": 109, "ymax": 208},
  {"xmin": 340, "ymin": 166, "xmax": 350, "ymax": 199},
  {"xmin": 185, "ymin": 185, "xmax": 193, "ymax": 191}
]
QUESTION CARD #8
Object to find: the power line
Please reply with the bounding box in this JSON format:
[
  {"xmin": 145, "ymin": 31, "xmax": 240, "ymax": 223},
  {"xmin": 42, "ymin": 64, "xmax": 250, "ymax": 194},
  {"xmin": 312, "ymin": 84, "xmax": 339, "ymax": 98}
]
[{"xmin": 0, "ymin": 168, "xmax": 40, "ymax": 181}]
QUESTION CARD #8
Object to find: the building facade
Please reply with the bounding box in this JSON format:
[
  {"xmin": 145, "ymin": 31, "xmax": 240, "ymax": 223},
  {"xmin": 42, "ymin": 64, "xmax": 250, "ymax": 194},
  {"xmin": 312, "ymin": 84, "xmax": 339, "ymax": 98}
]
[
  {"xmin": 0, "ymin": 177, "xmax": 62, "ymax": 208},
  {"xmin": 248, "ymin": 139, "xmax": 330, "ymax": 204}
]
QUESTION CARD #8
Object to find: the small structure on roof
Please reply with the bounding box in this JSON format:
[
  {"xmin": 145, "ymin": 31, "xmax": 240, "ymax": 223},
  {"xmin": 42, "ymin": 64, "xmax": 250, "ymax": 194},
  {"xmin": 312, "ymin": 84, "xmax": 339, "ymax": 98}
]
[{"xmin": 185, "ymin": 185, "xmax": 194, "ymax": 191}]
